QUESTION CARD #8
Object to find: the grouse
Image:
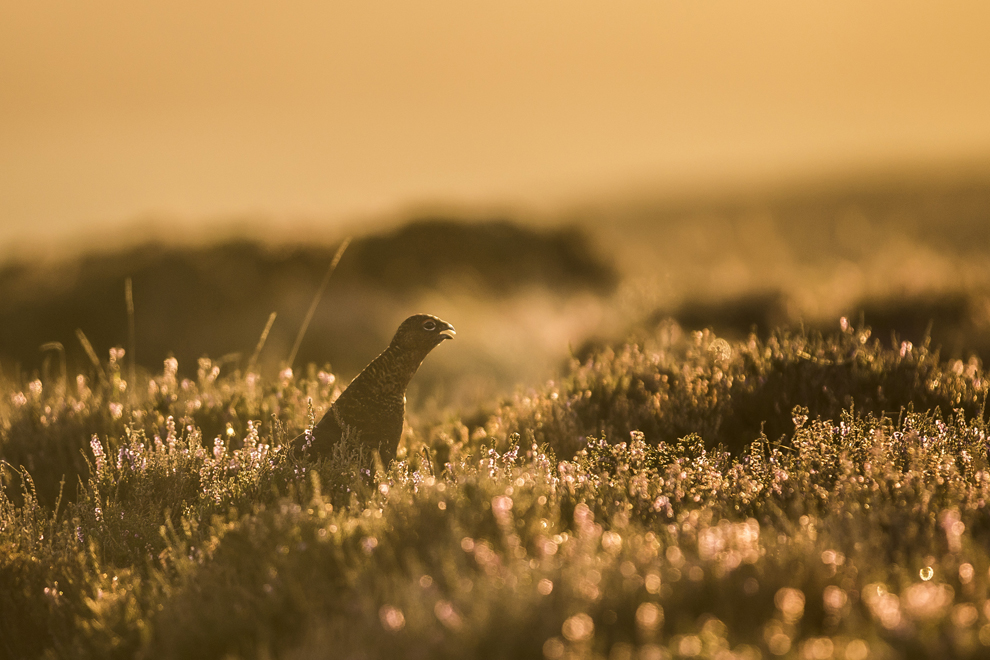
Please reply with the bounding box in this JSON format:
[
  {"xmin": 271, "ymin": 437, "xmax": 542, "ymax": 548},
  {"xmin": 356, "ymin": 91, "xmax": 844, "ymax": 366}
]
[{"xmin": 298, "ymin": 314, "xmax": 455, "ymax": 465}]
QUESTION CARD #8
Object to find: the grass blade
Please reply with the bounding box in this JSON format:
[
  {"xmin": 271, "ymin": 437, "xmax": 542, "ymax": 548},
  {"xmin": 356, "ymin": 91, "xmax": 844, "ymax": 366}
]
[
  {"xmin": 248, "ymin": 311, "xmax": 278, "ymax": 372},
  {"xmin": 125, "ymin": 277, "xmax": 136, "ymax": 397},
  {"xmin": 287, "ymin": 237, "xmax": 351, "ymax": 368},
  {"xmin": 75, "ymin": 328, "xmax": 107, "ymax": 384}
]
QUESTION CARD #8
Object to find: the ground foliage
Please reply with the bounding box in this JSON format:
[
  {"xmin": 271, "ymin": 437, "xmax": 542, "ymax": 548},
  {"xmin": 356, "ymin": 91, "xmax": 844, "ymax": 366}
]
[
  {"xmin": 3, "ymin": 321, "xmax": 990, "ymax": 659},
  {"xmin": 477, "ymin": 320, "xmax": 988, "ymax": 461}
]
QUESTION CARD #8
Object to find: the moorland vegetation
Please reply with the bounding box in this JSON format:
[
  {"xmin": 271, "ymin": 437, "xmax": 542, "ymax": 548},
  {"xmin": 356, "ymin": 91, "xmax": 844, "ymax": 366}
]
[
  {"xmin": 5, "ymin": 173, "xmax": 990, "ymax": 658},
  {"xmin": 3, "ymin": 319, "xmax": 990, "ymax": 659}
]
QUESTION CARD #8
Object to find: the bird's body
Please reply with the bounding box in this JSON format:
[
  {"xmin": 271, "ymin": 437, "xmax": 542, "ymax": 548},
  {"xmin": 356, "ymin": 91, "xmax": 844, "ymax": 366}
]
[{"xmin": 300, "ymin": 314, "xmax": 455, "ymax": 465}]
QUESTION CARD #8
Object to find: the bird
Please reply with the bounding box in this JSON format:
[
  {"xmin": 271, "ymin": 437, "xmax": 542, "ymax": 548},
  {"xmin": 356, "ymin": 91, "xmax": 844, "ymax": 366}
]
[{"xmin": 296, "ymin": 313, "xmax": 455, "ymax": 466}]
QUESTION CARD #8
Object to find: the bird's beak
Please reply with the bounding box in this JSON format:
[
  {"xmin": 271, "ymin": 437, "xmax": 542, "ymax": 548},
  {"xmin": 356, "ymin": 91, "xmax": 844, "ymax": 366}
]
[{"xmin": 439, "ymin": 323, "xmax": 456, "ymax": 341}]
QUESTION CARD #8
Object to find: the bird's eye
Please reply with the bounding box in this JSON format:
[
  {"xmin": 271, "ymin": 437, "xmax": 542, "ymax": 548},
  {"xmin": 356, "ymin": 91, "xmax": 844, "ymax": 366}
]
[{"xmin": 423, "ymin": 320, "xmax": 437, "ymax": 331}]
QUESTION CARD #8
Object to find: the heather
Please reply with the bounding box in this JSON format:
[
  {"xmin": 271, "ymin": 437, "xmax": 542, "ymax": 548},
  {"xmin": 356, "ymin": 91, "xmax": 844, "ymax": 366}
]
[{"xmin": 3, "ymin": 320, "xmax": 990, "ymax": 659}]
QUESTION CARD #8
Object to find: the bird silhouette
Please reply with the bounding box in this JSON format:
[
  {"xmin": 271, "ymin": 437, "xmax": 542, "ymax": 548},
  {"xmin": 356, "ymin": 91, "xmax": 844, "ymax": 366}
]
[{"xmin": 297, "ymin": 314, "xmax": 455, "ymax": 465}]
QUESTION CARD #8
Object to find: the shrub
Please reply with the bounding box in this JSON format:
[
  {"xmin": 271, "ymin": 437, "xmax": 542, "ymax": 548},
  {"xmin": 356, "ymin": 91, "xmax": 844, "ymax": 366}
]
[{"xmin": 2, "ymin": 322, "xmax": 990, "ymax": 658}]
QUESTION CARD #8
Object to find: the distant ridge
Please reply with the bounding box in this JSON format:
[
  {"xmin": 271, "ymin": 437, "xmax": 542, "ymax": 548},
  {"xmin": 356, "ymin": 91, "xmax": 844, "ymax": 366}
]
[{"xmin": 0, "ymin": 219, "xmax": 616, "ymax": 378}]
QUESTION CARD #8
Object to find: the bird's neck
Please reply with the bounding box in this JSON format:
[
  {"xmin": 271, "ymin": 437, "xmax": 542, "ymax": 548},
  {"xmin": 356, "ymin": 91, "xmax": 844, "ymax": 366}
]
[{"xmin": 363, "ymin": 342, "xmax": 430, "ymax": 396}]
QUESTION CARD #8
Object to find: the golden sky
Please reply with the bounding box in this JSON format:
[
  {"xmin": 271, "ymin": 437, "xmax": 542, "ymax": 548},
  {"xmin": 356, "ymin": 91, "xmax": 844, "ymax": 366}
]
[{"xmin": 2, "ymin": 1, "xmax": 990, "ymax": 247}]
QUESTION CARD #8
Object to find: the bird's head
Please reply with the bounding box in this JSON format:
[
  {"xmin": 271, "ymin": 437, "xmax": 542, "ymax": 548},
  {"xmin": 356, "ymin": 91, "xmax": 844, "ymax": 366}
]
[{"xmin": 391, "ymin": 314, "xmax": 456, "ymax": 353}]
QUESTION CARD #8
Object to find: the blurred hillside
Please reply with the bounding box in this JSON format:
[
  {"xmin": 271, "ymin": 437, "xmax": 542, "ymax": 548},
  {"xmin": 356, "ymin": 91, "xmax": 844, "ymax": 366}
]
[
  {"xmin": 583, "ymin": 170, "xmax": 990, "ymax": 359},
  {"xmin": 4, "ymin": 169, "xmax": 990, "ymax": 412},
  {"xmin": 0, "ymin": 219, "xmax": 617, "ymax": 407}
]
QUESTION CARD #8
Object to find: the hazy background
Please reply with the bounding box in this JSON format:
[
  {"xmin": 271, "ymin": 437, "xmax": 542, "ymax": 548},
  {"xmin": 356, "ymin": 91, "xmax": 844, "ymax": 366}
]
[
  {"xmin": 3, "ymin": 1, "xmax": 990, "ymax": 250},
  {"xmin": 3, "ymin": 1, "xmax": 990, "ymax": 411}
]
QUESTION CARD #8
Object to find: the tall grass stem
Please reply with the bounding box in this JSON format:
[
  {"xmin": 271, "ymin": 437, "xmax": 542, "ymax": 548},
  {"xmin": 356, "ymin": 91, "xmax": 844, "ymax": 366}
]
[
  {"xmin": 125, "ymin": 277, "xmax": 136, "ymax": 401},
  {"xmin": 75, "ymin": 328, "xmax": 107, "ymax": 385},
  {"xmin": 249, "ymin": 312, "xmax": 278, "ymax": 372},
  {"xmin": 287, "ymin": 238, "xmax": 351, "ymax": 368}
]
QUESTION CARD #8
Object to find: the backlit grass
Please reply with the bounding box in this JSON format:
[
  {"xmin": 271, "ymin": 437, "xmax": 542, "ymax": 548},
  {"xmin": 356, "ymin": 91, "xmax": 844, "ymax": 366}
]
[{"xmin": 2, "ymin": 320, "xmax": 990, "ymax": 659}]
